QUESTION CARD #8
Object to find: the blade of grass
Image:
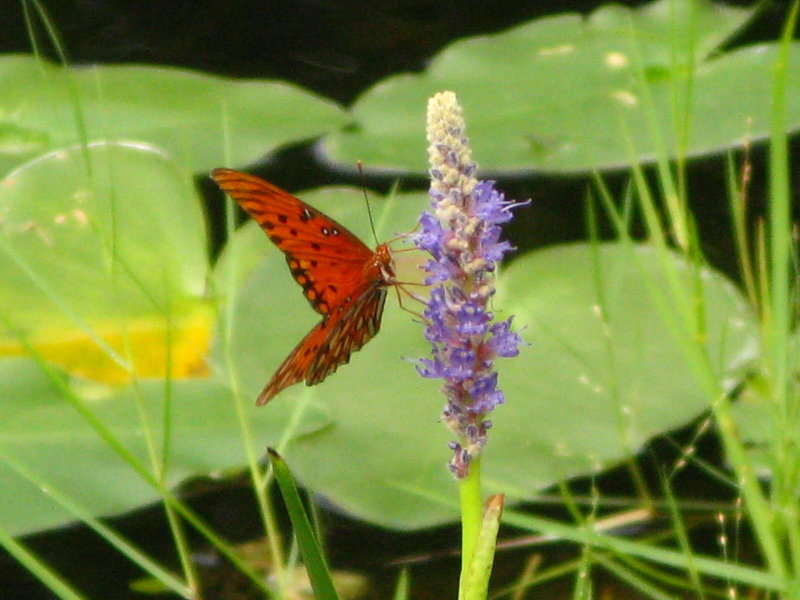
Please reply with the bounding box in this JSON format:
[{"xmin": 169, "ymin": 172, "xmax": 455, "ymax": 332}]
[
  {"xmin": 392, "ymin": 568, "xmax": 410, "ymax": 600},
  {"xmin": 0, "ymin": 522, "xmax": 85, "ymax": 600},
  {"xmin": 660, "ymin": 470, "xmax": 704, "ymax": 599},
  {"xmin": 584, "ymin": 206, "xmax": 653, "ymax": 504},
  {"xmin": 268, "ymin": 448, "xmax": 340, "ymax": 600},
  {"xmin": 213, "ymin": 104, "xmax": 293, "ymax": 596},
  {"xmin": 22, "ymin": 0, "xmax": 91, "ymax": 169},
  {"xmin": 492, "ymin": 556, "xmax": 580, "ymax": 599},
  {"xmin": 765, "ymin": 0, "xmax": 800, "ymax": 579},
  {"xmin": 622, "ymin": 11, "xmax": 685, "ymax": 249},
  {"xmin": 725, "ymin": 142, "xmax": 759, "ymax": 311},
  {"xmin": 594, "ymin": 553, "xmax": 682, "ymax": 600}
]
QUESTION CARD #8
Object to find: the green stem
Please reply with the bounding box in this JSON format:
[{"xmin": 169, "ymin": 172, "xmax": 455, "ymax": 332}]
[{"xmin": 459, "ymin": 455, "xmax": 483, "ymax": 599}]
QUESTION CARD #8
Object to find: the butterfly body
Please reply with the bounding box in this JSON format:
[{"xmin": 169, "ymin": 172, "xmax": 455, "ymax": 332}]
[{"xmin": 211, "ymin": 168, "xmax": 396, "ymax": 405}]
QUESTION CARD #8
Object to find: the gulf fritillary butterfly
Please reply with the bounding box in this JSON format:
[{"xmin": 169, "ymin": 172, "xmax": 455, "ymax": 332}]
[{"xmin": 212, "ymin": 168, "xmax": 397, "ymax": 405}]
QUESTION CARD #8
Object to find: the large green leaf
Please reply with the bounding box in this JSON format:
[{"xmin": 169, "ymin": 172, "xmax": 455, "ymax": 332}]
[
  {"xmin": 0, "ymin": 145, "xmax": 332, "ymax": 536},
  {"xmin": 215, "ymin": 199, "xmax": 758, "ymax": 529},
  {"xmin": 0, "ymin": 358, "xmax": 329, "ymax": 537},
  {"xmin": 0, "ymin": 55, "xmax": 348, "ymax": 176},
  {"xmin": 493, "ymin": 243, "xmax": 756, "ymax": 486},
  {"xmin": 0, "ymin": 142, "xmax": 209, "ymax": 380},
  {"xmin": 321, "ymin": 0, "xmax": 800, "ymax": 173}
]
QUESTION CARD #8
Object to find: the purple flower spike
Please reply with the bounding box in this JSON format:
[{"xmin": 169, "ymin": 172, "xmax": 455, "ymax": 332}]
[{"xmin": 414, "ymin": 91, "xmax": 527, "ymax": 478}]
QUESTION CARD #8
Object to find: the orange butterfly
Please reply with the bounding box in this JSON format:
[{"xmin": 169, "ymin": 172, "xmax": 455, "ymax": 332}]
[{"xmin": 212, "ymin": 168, "xmax": 397, "ymax": 405}]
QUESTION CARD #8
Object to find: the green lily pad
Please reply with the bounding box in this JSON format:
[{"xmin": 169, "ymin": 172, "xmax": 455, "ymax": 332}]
[
  {"xmin": 214, "ymin": 191, "xmax": 758, "ymax": 528},
  {"xmin": 0, "ymin": 146, "xmax": 334, "ymax": 536},
  {"xmin": 0, "ymin": 55, "xmax": 348, "ymax": 176},
  {"xmin": 491, "ymin": 243, "xmax": 756, "ymax": 493},
  {"xmin": 321, "ymin": 0, "xmax": 799, "ymax": 173},
  {"xmin": 0, "ymin": 358, "xmax": 330, "ymax": 537},
  {"xmin": 0, "ymin": 142, "xmax": 210, "ymax": 381}
]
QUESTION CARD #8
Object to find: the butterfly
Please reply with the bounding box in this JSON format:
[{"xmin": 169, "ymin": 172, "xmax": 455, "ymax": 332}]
[{"xmin": 212, "ymin": 168, "xmax": 397, "ymax": 405}]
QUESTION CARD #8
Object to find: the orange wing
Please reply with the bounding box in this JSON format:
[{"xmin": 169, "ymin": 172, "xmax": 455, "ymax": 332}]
[
  {"xmin": 212, "ymin": 168, "xmax": 395, "ymax": 405},
  {"xmin": 256, "ymin": 284, "xmax": 388, "ymax": 405},
  {"xmin": 212, "ymin": 168, "xmax": 375, "ymax": 316}
]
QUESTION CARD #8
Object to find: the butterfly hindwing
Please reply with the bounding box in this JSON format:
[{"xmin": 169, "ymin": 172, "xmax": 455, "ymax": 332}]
[
  {"xmin": 308, "ymin": 286, "xmax": 387, "ymax": 384},
  {"xmin": 256, "ymin": 283, "xmax": 388, "ymax": 405},
  {"xmin": 212, "ymin": 168, "xmax": 375, "ymax": 316}
]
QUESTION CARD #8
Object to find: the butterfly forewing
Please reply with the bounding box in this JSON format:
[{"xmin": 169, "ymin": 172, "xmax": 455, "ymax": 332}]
[
  {"xmin": 211, "ymin": 168, "xmax": 396, "ymax": 405},
  {"xmin": 212, "ymin": 168, "xmax": 376, "ymax": 316}
]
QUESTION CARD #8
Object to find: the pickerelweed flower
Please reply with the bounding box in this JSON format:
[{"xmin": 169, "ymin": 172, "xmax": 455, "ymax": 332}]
[{"xmin": 415, "ymin": 91, "xmax": 526, "ymax": 478}]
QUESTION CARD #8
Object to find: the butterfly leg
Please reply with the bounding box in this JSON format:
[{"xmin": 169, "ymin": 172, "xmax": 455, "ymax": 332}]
[{"xmin": 392, "ymin": 282, "xmax": 427, "ymax": 321}]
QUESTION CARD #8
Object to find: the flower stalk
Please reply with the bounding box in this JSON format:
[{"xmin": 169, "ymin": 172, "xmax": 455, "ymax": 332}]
[{"xmin": 415, "ymin": 90, "xmax": 525, "ymax": 598}]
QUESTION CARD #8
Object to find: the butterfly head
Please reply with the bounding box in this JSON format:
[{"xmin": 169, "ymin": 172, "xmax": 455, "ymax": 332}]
[{"xmin": 372, "ymin": 243, "xmax": 396, "ymax": 286}]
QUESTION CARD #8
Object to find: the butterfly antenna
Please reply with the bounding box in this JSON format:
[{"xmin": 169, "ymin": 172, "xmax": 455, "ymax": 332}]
[{"xmin": 357, "ymin": 161, "xmax": 381, "ymax": 247}]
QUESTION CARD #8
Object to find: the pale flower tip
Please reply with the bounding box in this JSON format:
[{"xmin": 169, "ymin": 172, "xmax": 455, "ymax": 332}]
[{"xmin": 425, "ymin": 91, "xmax": 476, "ymax": 198}]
